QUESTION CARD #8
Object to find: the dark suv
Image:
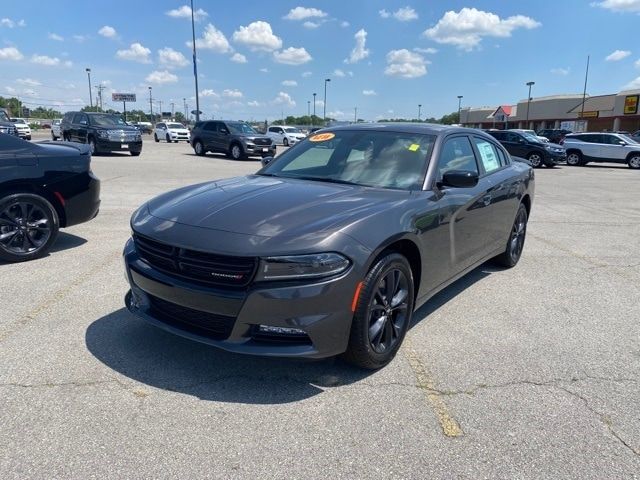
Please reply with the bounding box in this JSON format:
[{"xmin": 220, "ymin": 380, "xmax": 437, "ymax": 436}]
[
  {"xmin": 0, "ymin": 108, "xmax": 18, "ymax": 137},
  {"xmin": 60, "ymin": 112, "xmax": 142, "ymax": 156},
  {"xmin": 190, "ymin": 120, "xmax": 275, "ymax": 160},
  {"xmin": 537, "ymin": 129, "xmax": 572, "ymax": 144},
  {"xmin": 487, "ymin": 130, "xmax": 566, "ymax": 167}
]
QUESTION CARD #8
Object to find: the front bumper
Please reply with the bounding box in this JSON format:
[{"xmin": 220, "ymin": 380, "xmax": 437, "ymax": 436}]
[
  {"xmin": 123, "ymin": 238, "xmax": 357, "ymax": 359},
  {"xmin": 96, "ymin": 138, "xmax": 143, "ymax": 153},
  {"xmin": 169, "ymin": 132, "xmax": 190, "ymax": 141},
  {"xmin": 17, "ymin": 130, "xmax": 31, "ymax": 139},
  {"xmin": 244, "ymin": 143, "xmax": 276, "ymax": 157},
  {"xmin": 545, "ymin": 150, "xmax": 566, "ymax": 164}
]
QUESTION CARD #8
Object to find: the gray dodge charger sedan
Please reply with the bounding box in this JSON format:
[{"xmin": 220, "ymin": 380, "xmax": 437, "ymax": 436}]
[{"xmin": 123, "ymin": 124, "xmax": 534, "ymax": 369}]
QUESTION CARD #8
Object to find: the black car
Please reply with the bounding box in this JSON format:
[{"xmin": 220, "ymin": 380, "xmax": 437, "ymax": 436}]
[
  {"xmin": 0, "ymin": 133, "xmax": 100, "ymax": 262},
  {"xmin": 537, "ymin": 129, "xmax": 572, "ymax": 144},
  {"xmin": 123, "ymin": 124, "xmax": 534, "ymax": 369},
  {"xmin": 60, "ymin": 112, "xmax": 142, "ymax": 156},
  {"xmin": 0, "ymin": 108, "xmax": 18, "ymax": 137},
  {"xmin": 487, "ymin": 130, "xmax": 565, "ymax": 167},
  {"xmin": 190, "ymin": 120, "xmax": 275, "ymax": 160}
]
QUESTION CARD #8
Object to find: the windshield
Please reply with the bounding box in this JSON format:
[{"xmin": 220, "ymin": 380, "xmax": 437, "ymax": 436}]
[
  {"xmin": 90, "ymin": 114, "xmax": 127, "ymax": 127},
  {"xmin": 619, "ymin": 134, "xmax": 639, "ymax": 144},
  {"xmin": 167, "ymin": 123, "xmax": 185, "ymax": 129},
  {"xmin": 227, "ymin": 122, "xmax": 257, "ymax": 134},
  {"xmin": 259, "ymin": 130, "xmax": 435, "ymax": 190},
  {"xmin": 522, "ymin": 133, "xmax": 540, "ymax": 142},
  {"xmin": 12, "ymin": 118, "xmax": 26, "ymax": 124},
  {"xmin": 0, "ymin": 110, "xmax": 9, "ymax": 122},
  {"xmin": 284, "ymin": 127, "xmax": 302, "ymax": 133}
]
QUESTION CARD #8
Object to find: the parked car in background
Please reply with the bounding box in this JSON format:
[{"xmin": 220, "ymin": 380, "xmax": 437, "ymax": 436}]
[
  {"xmin": 51, "ymin": 119, "xmax": 62, "ymax": 140},
  {"xmin": 0, "ymin": 108, "xmax": 19, "ymax": 137},
  {"xmin": 487, "ymin": 130, "xmax": 565, "ymax": 167},
  {"xmin": 11, "ymin": 118, "xmax": 31, "ymax": 140},
  {"xmin": 0, "ymin": 133, "xmax": 100, "ymax": 262},
  {"xmin": 563, "ymin": 132, "xmax": 640, "ymax": 169},
  {"xmin": 60, "ymin": 112, "xmax": 142, "ymax": 156},
  {"xmin": 134, "ymin": 122, "xmax": 153, "ymax": 134},
  {"xmin": 123, "ymin": 124, "xmax": 534, "ymax": 369},
  {"xmin": 630, "ymin": 130, "xmax": 640, "ymax": 140},
  {"xmin": 154, "ymin": 122, "xmax": 190, "ymax": 143},
  {"xmin": 266, "ymin": 126, "xmax": 307, "ymax": 146},
  {"xmin": 509, "ymin": 129, "xmax": 548, "ymax": 142},
  {"xmin": 537, "ymin": 129, "xmax": 572, "ymax": 144},
  {"xmin": 190, "ymin": 120, "xmax": 275, "ymax": 160}
]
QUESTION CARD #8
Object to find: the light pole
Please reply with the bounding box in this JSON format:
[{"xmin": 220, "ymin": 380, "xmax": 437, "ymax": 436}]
[
  {"xmin": 525, "ymin": 81, "xmax": 535, "ymax": 127},
  {"xmin": 418, "ymin": 104, "xmax": 422, "ymax": 121},
  {"xmin": 85, "ymin": 68, "xmax": 93, "ymax": 109},
  {"xmin": 190, "ymin": 0, "xmax": 200, "ymax": 122},
  {"xmin": 307, "ymin": 100, "xmax": 310, "ymax": 126},
  {"xmin": 183, "ymin": 98, "xmax": 187, "ymax": 121},
  {"xmin": 457, "ymin": 95, "xmax": 463, "ymax": 124},
  {"xmin": 323, "ymin": 78, "xmax": 330, "ymax": 125},
  {"xmin": 312, "ymin": 92, "xmax": 316, "ymax": 125},
  {"xmin": 148, "ymin": 86, "xmax": 153, "ymax": 122}
]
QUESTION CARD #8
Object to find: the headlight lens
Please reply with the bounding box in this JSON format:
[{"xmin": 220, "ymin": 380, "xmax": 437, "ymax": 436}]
[
  {"xmin": 255, "ymin": 253, "xmax": 350, "ymax": 281},
  {"xmin": 97, "ymin": 130, "xmax": 110, "ymax": 139}
]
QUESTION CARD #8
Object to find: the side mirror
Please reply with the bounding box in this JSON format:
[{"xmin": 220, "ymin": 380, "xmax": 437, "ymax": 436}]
[
  {"xmin": 618, "ymin": 141, "xmax": 626, "ymax": 146},
  {"xmin": 261, "ymin": 156, "xmax": 274, "ymax": 167},
  {"xmin": 440, "ymin": 170, "xmax": 479, "ymax": 189},
  {"xmin": 221, "ymin": 129, "xmax": 229, "ymax": 135}
]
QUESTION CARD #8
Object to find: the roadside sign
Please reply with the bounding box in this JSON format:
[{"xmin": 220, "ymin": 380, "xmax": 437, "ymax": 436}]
[
  {"xmin": 191, "ymin": 110, "xmax": 202, "ymax": 115},
  {"xmin": 112, "ymin": 93, "xmax": 137, "ymax": 102}
]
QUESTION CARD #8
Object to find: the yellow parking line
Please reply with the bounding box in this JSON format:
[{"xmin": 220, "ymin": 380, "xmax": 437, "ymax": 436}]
[{"xmin": 403, "ymin": 338, "xmax": 464, "ymax": 438}]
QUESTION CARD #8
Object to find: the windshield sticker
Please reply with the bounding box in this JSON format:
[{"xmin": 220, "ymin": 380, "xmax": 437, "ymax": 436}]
[
  {"xmin": 309, "ymin": 132, "xmax": 335, "ymax": 142},
  {"xmin": 477, "ymin": 141, "xmax": 500, "ymax": 171},
  {"xmin": 408, "ymin": 144, "xmax": 420, "ymax": 152}
]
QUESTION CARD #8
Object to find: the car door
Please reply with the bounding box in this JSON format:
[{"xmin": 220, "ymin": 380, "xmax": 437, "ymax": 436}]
[
  {"xmin": 216, "ymin": 122, "xmax": 231, "ymax": 152},
  {"xmin": 72, "ymin": 113, "xmax": 89, "ymax": 143},
  {"xmin": 432, "ymin": 135, "xmax": 495, "ymax": 276},
  {"xmin": 505, "ymin": 132, "xmax": 527, "ymax": 158},
  {"xmin": 199, "ymin": 122, "xmax": 217, "ymax": 151},
  {"xmin": 600, "ymin": 134, "xmax": 627, "ymax": 163}
]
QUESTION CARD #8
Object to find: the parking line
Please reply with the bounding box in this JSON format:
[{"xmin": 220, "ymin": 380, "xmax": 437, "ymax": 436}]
[{"xmin": 403, "ymin": 338, "xmax": 464, "ymax": 438}]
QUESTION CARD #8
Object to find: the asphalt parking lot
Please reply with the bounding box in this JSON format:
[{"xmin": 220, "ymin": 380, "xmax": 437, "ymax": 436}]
[{"xmin": 1, "ymin": 131, "xmax": 639, "ymax": 479}]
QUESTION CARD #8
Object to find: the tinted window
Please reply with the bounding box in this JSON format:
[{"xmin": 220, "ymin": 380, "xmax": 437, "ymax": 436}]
[
  {"xmin": 437, "ymin": 137, "xmax": 478, "ymax": 179},
  {"xmin": 227, "ymin": 122, "xmax": 256, "ymax": 134},
  {"xmin": 489, "ymin": 131, "xmax": 505, "ymax": 141},
  {"xmin": 268, "ymin": 127, "xmax": 277, "ymax": 132},
  {"xmin": 217, "ymin": 122, "xmax": 230, "ymax": 133},
  {"xmin": 472, "ymin": 137, "xmax": 503, "ymax": 174},
  {"xmin": 72, "ymin": 113, "xmax": 86, "ymax": 124},
  {"xmin": 202, "ymin": 122, "xmax": 216, "ymax": 132},
  {"xmin": 505, "ymin": 132, "xmax": 522, "ymax": 143},
  {"xmin": 90, "ymin": 114, "xmax": 126, "ymax": 127}
]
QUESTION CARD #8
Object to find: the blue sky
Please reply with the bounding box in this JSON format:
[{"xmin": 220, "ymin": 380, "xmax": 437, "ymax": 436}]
[{"xmin": 1, "ymin": 0, "xmax": 640, "ymax": 121}]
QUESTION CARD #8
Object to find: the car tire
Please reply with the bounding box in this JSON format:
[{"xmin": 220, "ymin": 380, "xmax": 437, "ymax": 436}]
[
  {"xmin": 130, "ymin": 151, "xmax": 141, "ymax": 157},
  {"xmin": 343, "ymin": 252, "xmax": 415, "ymax": 370},
  {"xmin": 229, "ymin": 143, "xmax": 245, "ymax": 160},
  {"xmin": 493, "ymin": 203, "xmax": 528, "ymax": 268},
  {"xmin": 0, "ymin": 193, "xmax": 59, "ymax": 263},
  {"xmin": 88, "ymin": 137, "xmax": 98, "ymax": 156},
  {"xmin": 154, "ymin": 133, "xmax": 159, "ymax": 143},
  {"xmin": 566, "ymin": 151, "xmax": 583, "ymax": 166},
  {"xmin": 193, "ymin": 140, "xmax": 205, "ymax": 156},
  {"xmin": 51, "ymin": 133, "xmax": 56, "ymax": 141},
  {"xmin": 283, "ymin": 137, "xmax": 289, "ymax": 147},
  {"xmin": 166, "ymin": 134, "xmax": 171, "ymax": 143},
  {"xmin": 527, "ymin": 152, "xmax": 543, "ymax": 168},
  {"xmin": 627, "ymin": 154, "xmax": 640, "ymax": 169}
]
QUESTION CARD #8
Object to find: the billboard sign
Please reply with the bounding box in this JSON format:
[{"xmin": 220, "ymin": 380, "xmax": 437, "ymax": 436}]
[
  {"xmin": 624, "ymin": 95, "xmax": 638, "ymax": 115},
  {"xmin": 112, "ymin": 93, "xmax": 137, "ymax": 102}
]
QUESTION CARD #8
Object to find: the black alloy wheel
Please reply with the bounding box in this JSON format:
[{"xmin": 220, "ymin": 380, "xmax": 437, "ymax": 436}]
[
  {"xmin": 493, "ymin": 203, "xmax": 528, "ymax": 268},
  {"xmin": 344, "ymin": 253, "xmax": 414, "ymax": 369},
  {"xmin": 0, "ymin": 194, "xmax": 59, "ymax": 262},
  {"xmin": 194, "ymin": 140, "xmax": 205, "ymax": 156},
  {"xmin": 527, "ymin": 152, "xmax": 542, "ymax": 168}
]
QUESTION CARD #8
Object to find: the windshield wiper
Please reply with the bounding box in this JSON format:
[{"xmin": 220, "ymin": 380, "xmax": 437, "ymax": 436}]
[{"xmin": 281, "ymin": 175, "xmax": 361, "ymax": 186}]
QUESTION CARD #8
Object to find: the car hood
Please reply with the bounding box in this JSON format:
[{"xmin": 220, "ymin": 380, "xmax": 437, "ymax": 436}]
[{"xmin": 146, "ymin": 175, "xmax": 410, "ymax": 239}]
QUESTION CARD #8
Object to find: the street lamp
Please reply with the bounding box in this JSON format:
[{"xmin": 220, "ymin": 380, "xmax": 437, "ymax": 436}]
[
  {"xmin": 307, "ymin": 100, "xmax": 311, "ymax": 126},
  {"xmin": 525, "ymin": 81, "xmax": 535, "ymax": 126},
  {"xmin": 85, "ymin": 68, "xmax": 92, "ymax": 109},
  {"xmin": 418, "ymin": 104, "xmax": 422, "ymax": 121},
  {"xmin": 457, "ymin": 95, "xmax": 463, "ymax": 124},
  {"xmin": 148, "ymin": 86, "xmax": 153, "ymax": 121},
  {"xmin": 323, "ymin": 79, "xmax": 331, "ymax": 125},
  {"xmin": 312, "ymin": 92, "xmax": 316, "ymax": 125},
  {"xmin": 190, "ymin": 0, "xmax": 200, "ymax": 122}
]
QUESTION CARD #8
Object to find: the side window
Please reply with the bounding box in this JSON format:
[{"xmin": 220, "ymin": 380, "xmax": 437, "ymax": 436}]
[
  {"xmin": 203, "ymin": 122, "xmax": 216, "ymax": 132},
  {"xmin": 489, "ymin": 132, "xmax": 504, "ymax": 141},
  {"xmin": 472, "ymin": 137, "xmax": 503, "ymax": 174},
  {"xmin": 604, "ymin": 135, "xmax": 623, "ymax": 145},
  {"xmin": 72, "ymin": 113, "xmax": 84, "ymax": 124},
  {"xmin": 495, "ymin": 145, "xmax": 509, "ymax": 165},
  {"xmin": 217, "ymin": 122, "xmax": 229, "ymax": 134},
  {"xmin": 436, "ymin": 137, "xmax": 478, "ymax": 179},
  {"xmin": 505, "ymin": 132, "xmax": 521, "ymax": 143},
  {"xmin": 277, "ymin": 128, "xmax": 283, "ymax": 133},
  {"xmin": 268, "ymin": 127, "xmax": 275, "ymax": 133}
]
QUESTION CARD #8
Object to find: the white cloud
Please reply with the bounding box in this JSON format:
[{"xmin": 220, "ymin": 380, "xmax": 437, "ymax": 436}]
[
  {"xmin": 384, "ymin": 49, "xmax": 427, "ymax": 78},
  {"xmin": 5, "ymin": 86, "xmax": 17, "ymax": 94},
  {"xmin": 116, "ymin": 43, "xmax": 152, "ymax": 63},
  {"xmin": 340, "ymin": 21, "xmax": 350, "ymax": 27},
  {"xmin": 17, "ymin": 19, "xmax": 25, "ymax": 27},
  {"xmin": 282, "ymin": 80, "xmax": 298, "ymax": 87},
  {"xmin": 0, "ymin": 18, "xmax": 23, "ymax": 28},
  {"xmin": 423, "ymin": 8, "xmax": 540, "ymax": 51},
  {"xmin": 622, "ymin": 76, "xmax": 640, "ymax": 90},
  {"xmin": 233, "ymin": 21, "xmax": 282, "ymax": 51},
  {"xmin": 98, "ymin": 25, "xmax": 117, "ymax": 38},
  {"xmin": 362, "ymin": 89, "xmax": 377, "ymax": 96},
  {"xmin": 63, "ymin": 60, "xmax": 73, "ymax": 67},
  {"xmin": 414, "ymin": 47, "xmax": 438, "ymax": 54},
  {"xmin": 73, "ymin": 35, "xmax": 86, "ymax": 43},
  {"xmin": 48, "ymin": 33, "xmax": 64, "ymax": 41},
  {"xmin": 272, "ymin": 91, "xmax": 296, "ymax": 108},
  {"xmin": 260, "ymin": 68, "xmax": 269, "ymax": 73},
  {"xmin": 593, "ymin": 0, "xmax": 640, "ymax": 12},
  {"xmin": 379, "ymin": 9, "xmax": 391, "ymax": 18},
  {"xmin": 345, "ymin": 29, "xmax": 370, "ymax": 63},
  {"xmin": 31, "ymin": 55, "xmax": 64, "ymax": 66},
  {"xmin": 328, "ymin": 110, "xmax": 346, "ymax": 119},
  {"xmin": 333, "ymin": 69, "xmax": 346, "ymax": 77},
  {"xmin": 393, "ymin": 7, "xmax": 419, "ymax": 21},
  {"xmin": 230, "ymin": 52, "xmax": 247, "ymax": 63},
  {"xmin": 301, "ymin": 70, "xmax": 312, "ymax": 77},
  {"xmin": 315, "ymin": 99, "xmax": 324, "ymax": 107},
  {"xmin": 0, "ymin": 47, "xmax": 23, "ymax": 61},
  {"xmin": 284, "ymin": 7, "xmax": 328, "ymax": 20},
  {"xmin": 223, "ymin": 88, "xmax": 243, "ymax": 98},
  {"xmin": 192, "ymin": 24, "xmax": 232, "ymax": 53},
  {"xmin": 17, "ymin": 78, "xmax": 41, "ymax": 86},
  {"xmin": 551, "ymin": 67, "xmax": 570, "ymax": 75},
  {"xmin": 605, "ymin": 49, "xmax": 631, "ymax": 61},
  {"xmin": 635, "ymin": 59, "xmax": 640, "ymax": 68},
  {"xmin": 303, "ymin": 21, "xmax": 320, "ymax": 29},
  {"xmin": 146, "ymin": 70, "xmax": 178, "ymax": 84},
  {"xmin": 166, "ymin": 5, "xmax": 208, "ymax": 21},
  {"xmin": 201, "ymin": 89, "xmax": 219, "ymax": 97},
  {"xmin": 247, "ymin": 100, "xmax": 262, "ymax": 107},
  {"xmin": 158, "ymin": 47, "xmax": 189, "ymax": 68},
  {"xmin": 273, "ymin": 47, "xmax": 312, "ymax": 65}
]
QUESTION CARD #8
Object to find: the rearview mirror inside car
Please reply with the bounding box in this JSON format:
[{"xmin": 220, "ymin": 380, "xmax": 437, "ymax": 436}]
[
  {"xmin": 440, "ymin": 170, "xmax": 479, "ymax": 189},
  {"xmin": 261, "ymin": 156, "xmax": 274, "ymax": 167}
]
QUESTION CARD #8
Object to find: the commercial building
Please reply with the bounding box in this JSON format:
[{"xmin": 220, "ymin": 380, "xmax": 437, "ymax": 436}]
[{"xmin": 460, "ymin": 89, "xmax": 640, "ymax": 133}]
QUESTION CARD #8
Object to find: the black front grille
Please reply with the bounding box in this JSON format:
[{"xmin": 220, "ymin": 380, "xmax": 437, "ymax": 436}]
[
  {"xmin": 134, "ymin": 234, "xmax": 257, "ymax": 288},
  {"xmin": 254, "ymin": 137, "xmax": 271, "ymax": 146},
  {"xmin": 148, "ymin": 294, "xmax": 235, "ymax": 340}
]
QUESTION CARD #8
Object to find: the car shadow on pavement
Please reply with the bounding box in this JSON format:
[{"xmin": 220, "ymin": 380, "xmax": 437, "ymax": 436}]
[
  {"xmin": 49, "ymin": 232, "xmax": 87, "ymax": 253},
  {"xmin": 85, "ymin": 307, "xmax": 370, "ymax": 404}
]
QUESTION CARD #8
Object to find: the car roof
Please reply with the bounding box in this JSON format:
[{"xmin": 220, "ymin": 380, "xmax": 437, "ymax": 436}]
[{"xmin": 322, "ymin": 122, "xmax": 481, "ymax": 137}]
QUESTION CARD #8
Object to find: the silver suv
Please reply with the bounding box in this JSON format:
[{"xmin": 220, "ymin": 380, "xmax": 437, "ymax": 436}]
[{"xmin": 563, "ymin": 132, "xmax": 640, "ymax": 169}]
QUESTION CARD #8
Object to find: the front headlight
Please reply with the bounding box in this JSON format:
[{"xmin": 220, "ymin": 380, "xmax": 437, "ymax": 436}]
[
  {"xmin": 255, "ymin": 253, "xmax": 351, "ymax": 281},
  {"xmin": 97, "ymin": 130, "xmax": 110, "ymax": 139}
]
